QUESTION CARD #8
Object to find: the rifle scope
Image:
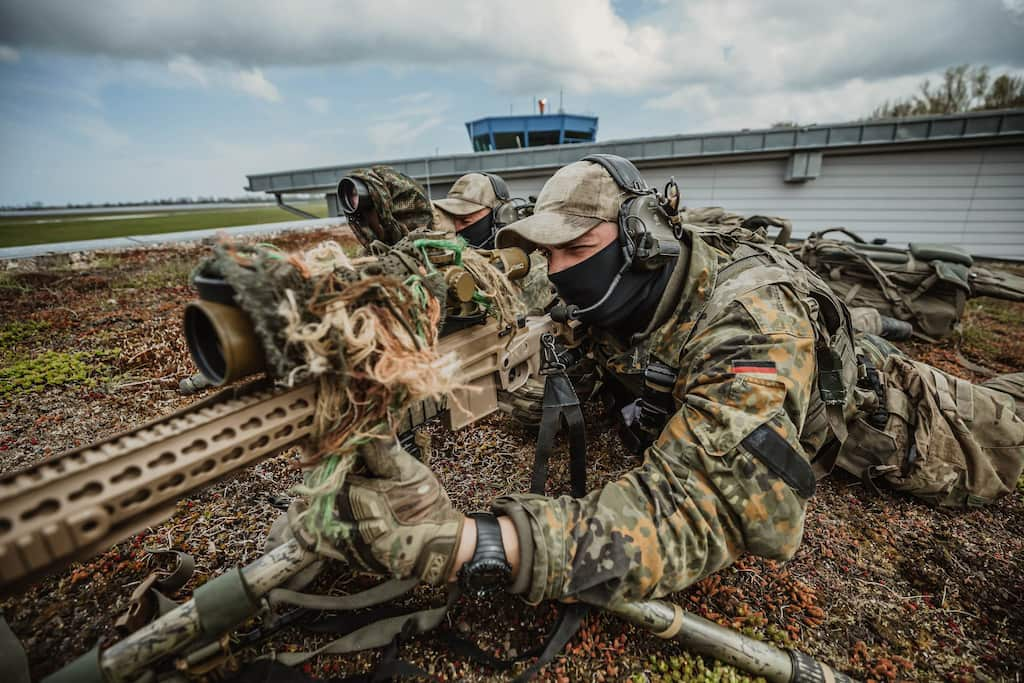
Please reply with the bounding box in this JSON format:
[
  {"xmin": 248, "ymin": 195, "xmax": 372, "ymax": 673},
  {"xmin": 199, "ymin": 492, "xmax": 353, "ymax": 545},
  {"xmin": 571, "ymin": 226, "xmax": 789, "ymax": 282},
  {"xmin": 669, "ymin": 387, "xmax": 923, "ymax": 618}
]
[
  {"xmin": 338, "ymin": 176, "xmax": 371, "ymax": 214},
  {"xmin": 184, "ymin": 293, "xmax": 267, "ymax": 386}
]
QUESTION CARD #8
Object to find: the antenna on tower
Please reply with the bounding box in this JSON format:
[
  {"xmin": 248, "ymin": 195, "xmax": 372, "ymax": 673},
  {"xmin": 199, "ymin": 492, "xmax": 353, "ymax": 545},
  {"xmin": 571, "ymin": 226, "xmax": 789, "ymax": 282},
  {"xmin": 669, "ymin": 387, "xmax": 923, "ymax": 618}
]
[{"xmin": 559, "ymin": 87, "xmax": 564, "ymax": 113}]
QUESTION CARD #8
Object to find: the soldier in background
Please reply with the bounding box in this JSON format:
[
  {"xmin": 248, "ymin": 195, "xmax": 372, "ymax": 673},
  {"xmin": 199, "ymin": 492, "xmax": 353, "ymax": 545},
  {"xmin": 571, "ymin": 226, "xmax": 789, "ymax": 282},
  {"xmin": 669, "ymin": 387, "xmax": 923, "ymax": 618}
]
[
  {"xmin": 433, "ymin": 172, "xmax": 554, "ymax": 316},
  {"xmin": 432, "ymin": 172, "xmax": 511, "ymax": 250}
]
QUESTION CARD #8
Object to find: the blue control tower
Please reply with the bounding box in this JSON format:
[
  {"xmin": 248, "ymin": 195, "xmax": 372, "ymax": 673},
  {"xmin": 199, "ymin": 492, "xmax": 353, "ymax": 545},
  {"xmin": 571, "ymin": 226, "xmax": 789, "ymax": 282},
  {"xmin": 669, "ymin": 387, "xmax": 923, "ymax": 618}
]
[{"xmin": 466, "ymin": 112, "xmax": 598, "ymax": 152}]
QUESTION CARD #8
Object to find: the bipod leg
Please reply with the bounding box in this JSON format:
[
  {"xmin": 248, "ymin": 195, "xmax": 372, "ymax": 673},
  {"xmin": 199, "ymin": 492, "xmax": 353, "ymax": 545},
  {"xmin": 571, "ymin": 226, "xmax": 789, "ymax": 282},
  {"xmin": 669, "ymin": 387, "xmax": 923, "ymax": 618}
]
[{"xmin": 608, "ymin": 600, "xmax": 858, "ymax": 683}]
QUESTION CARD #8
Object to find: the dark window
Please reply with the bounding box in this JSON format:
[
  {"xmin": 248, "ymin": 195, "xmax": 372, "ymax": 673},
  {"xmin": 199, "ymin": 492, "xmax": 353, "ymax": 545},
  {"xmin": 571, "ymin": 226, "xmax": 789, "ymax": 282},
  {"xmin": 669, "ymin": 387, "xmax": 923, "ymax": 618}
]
[
  {"xmin": 493, "ymin": 132, "xmax": 524, "ymax": 149},
  {"xmin": 563, "ymin": 129, "xmax": 595, "ymax": 142},
  {"xmin": 473, "ymin": 135, "xmax": 492, "ymax": 152},
  {"xmin": 527, "ymin": 130, "xmax": 560, "ymax": 147}
]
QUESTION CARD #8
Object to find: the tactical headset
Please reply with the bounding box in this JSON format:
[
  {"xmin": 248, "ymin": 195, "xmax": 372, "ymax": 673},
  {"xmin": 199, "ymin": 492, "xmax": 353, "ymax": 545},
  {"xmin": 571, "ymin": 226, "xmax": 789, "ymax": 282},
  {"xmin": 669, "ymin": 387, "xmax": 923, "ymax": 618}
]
[
  {"xmin": 479, "ymin": 172, "xmax": 524, "ymax": 231},
  {"xmin": 563, "ymin": 154, "xmax": 683, "ymax": 320},
  {"xmin": 461, "ymin": 172, "xmax": 524, "ymax": 249}
]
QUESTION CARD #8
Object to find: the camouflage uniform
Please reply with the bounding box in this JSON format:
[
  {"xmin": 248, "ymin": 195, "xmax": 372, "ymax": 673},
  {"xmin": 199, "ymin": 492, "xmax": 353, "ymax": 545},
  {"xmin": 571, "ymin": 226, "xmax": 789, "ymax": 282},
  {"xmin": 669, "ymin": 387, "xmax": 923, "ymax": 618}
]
[
  {"xmin": 492, "ymin": 223, "xmax": 853, "ymax": 607},
  {"xmin": 343, "ymin": 166, "xmax": 435, "ymax": 249}
]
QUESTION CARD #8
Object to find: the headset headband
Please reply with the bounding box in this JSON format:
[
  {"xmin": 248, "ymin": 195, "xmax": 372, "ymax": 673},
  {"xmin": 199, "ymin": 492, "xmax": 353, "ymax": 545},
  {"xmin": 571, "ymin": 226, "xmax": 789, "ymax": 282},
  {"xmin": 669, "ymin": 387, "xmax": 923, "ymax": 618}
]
[
  {"xmin": 581, "ymin": 154, "xmax": 652, "ymax": 195},
  {"xmin": 479, "ymin": 172, "xmax": 511, "ymax": 202}
]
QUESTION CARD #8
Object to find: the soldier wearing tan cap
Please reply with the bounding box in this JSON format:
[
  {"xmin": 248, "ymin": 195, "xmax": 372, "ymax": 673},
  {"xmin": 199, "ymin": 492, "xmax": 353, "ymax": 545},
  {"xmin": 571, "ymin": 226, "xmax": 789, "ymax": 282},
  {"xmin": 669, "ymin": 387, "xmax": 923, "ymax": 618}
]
[{"xmin": 433, "ymin": 172, "xmax": 517, "ymax": 249}]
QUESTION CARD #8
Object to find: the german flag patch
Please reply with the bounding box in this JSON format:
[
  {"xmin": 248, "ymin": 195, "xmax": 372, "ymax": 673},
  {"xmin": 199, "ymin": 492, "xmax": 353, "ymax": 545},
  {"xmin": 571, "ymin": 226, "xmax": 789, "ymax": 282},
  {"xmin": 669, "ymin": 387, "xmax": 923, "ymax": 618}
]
[{"xmin": 730, "ymin": 360, "xmax": 778, "ymax": 376}]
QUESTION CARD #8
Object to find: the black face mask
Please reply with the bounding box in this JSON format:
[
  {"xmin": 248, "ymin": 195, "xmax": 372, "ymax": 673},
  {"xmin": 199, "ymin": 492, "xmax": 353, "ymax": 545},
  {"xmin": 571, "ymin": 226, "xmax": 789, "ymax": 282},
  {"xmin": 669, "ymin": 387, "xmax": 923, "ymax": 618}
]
[
  {"xmin": 458, "ymin": 212, "xmax": 495, "ymax": 249},
  {"xmin": 548, "ymin": 240, "xmax": 672, "ymax": 338}
]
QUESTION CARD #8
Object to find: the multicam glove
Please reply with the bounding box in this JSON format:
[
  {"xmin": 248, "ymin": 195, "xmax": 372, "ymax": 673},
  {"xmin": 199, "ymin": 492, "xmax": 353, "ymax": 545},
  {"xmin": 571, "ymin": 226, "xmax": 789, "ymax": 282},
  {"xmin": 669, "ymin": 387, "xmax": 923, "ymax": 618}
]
[{"xmin": 332, "ymin": 438, "xmax": 465, "ymax": 585}]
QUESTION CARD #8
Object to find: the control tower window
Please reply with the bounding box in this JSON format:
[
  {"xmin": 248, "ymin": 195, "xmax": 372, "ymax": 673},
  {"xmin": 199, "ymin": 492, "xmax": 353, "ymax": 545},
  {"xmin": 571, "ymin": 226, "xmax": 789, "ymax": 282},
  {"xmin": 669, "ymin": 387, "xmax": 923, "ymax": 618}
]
[
  {"xmin": 563, "ymin": 129, "xmax": 594, "ymax": 142},
  {"xmin": 493, "ymin": 132, "xmax": 524, "ymax": 149},
  {"xmin": 528, "ymin": 131, "xmax": 560, "ymax": 147}
]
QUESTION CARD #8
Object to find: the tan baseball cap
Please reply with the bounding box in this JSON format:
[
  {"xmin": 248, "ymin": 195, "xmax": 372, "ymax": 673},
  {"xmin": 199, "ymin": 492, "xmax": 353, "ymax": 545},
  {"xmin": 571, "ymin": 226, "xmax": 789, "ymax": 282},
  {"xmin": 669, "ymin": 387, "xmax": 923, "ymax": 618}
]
[
  {"xmin": 496, "ymin": 160, "xmax": 625, "ymax": 252},
  {"xmin": 433, "ymin": 173, "xmax": 502, "ymax": 216}
]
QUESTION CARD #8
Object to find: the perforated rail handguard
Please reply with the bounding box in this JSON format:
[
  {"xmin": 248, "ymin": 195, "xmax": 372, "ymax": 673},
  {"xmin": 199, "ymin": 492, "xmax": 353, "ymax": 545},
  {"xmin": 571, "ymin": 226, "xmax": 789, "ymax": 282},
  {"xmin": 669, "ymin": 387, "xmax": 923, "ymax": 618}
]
[{"xmin": 0, "ymin": 316, "xmax": 556, "ymax": 591}]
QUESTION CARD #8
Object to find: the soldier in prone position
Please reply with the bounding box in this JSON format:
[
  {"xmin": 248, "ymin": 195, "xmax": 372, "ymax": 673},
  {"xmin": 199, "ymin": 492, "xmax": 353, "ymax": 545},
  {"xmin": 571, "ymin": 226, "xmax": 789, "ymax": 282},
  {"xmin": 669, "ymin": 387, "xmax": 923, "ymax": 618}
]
[{"xmin": 327, "ymin": 157, "xmax": 1024, "ymax": 608}]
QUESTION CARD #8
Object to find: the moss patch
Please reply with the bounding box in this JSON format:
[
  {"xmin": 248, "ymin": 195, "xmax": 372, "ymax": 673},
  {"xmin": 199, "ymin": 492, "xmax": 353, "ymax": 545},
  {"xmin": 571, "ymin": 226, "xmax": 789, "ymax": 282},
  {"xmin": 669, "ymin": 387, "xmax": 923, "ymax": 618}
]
[
  {"xmin": 0, "ymin": 349, "xmax": 119, "ymax": 395},
  {"xmin": 0, "ymin": 320, "xmax": 50, "ymax": 349},
  {"xmin": 637, "ymin": 652, "xmax": 765, "ymax": 683}
]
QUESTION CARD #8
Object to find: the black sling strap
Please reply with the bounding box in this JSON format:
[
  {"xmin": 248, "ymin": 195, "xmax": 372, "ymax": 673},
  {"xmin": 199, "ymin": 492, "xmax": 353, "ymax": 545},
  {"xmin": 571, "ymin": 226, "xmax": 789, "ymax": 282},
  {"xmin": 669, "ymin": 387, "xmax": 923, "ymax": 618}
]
[{"xmin": 530, "ymin": 334, "xmax": 589, "ymax": 497}]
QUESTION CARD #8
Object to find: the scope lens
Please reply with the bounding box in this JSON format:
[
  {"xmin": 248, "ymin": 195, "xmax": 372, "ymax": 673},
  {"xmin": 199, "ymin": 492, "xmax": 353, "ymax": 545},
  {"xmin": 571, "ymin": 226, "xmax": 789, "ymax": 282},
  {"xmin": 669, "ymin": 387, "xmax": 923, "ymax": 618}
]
[
  {"xmin": 338, "ymin": 177, "xmax": 370, "ymax": 215},
  {"xmin": 184, "ymin": 305, "xmax": 227, "ymax": 384}
]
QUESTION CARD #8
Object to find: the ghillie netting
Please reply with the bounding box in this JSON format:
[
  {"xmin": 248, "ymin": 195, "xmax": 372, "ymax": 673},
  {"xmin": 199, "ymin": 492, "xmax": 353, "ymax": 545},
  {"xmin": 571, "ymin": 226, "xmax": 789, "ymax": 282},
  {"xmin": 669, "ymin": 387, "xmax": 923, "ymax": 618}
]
[{"xmin": 193, "ymin": 234, "xmax": 525, "ymax": 546}]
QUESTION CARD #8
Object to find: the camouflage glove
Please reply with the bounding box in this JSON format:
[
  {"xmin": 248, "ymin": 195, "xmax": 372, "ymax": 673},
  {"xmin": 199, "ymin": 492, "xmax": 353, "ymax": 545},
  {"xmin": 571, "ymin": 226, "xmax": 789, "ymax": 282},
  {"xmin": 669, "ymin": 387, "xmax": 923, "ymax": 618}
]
[{"xmin": 334, "ymin": 438, "xmax": 465, "ymax": 585}]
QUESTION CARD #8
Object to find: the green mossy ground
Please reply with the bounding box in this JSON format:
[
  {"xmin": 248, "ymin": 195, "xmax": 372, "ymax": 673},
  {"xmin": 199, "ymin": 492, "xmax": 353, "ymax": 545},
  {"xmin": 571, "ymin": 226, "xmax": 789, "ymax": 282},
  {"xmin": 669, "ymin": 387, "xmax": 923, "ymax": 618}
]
[{"xmin": 0, "ymin": 349, "xmax": 120, "ymax": 395}]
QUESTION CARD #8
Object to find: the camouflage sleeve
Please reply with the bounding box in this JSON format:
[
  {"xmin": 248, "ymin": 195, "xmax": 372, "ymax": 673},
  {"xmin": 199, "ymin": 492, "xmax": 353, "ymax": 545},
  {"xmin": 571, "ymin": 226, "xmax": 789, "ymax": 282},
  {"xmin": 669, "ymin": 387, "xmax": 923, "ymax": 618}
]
[
  {"xmin": 516, "ymin": 252, "xmax": 554, "ymax": 315},
  {"xmin": 492, "ymin": 284, "xmax": 818, "ymax": 607}
]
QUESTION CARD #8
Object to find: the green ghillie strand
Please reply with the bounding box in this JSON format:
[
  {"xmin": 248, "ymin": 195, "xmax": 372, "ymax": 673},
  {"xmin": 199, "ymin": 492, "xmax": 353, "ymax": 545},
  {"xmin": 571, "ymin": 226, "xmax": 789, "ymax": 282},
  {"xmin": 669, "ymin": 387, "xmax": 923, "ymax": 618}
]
[{"xmin": 412, "ymin": 237, "xmax": 467, "ymax": 269}]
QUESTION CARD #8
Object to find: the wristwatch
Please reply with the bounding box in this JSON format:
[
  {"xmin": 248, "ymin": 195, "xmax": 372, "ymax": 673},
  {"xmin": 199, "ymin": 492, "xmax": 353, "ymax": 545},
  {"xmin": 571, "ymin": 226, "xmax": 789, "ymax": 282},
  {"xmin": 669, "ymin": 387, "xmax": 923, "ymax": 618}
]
[{"xmin": 457, "ymin": 513, "xmax": 512, "ymax": 597}]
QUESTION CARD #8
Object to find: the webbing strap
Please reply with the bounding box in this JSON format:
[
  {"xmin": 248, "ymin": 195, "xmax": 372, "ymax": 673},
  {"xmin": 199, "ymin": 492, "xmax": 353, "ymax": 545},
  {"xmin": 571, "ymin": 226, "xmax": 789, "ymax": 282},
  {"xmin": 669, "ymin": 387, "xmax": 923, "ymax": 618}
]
[
  {"xmin": 268, "ymin": 578, "xmax": 418, "ymax": 611},
  {"xmin": 270, "ymin": 591, "xmax": 458, "ymax": 667},
  {"xmin": 531, "ymin": 372, "xmax": 588, "ymax": 497},
  {"xmin": 931, "ymin": 368, "xmax": 957, "ymax": 415},
  {"xmin": 955, "ymin": 376, "xmax": 975, "ymax": 422},
  {"xmin": 511, "ymin": 603, "xmax": 590, "ymax": 683}
]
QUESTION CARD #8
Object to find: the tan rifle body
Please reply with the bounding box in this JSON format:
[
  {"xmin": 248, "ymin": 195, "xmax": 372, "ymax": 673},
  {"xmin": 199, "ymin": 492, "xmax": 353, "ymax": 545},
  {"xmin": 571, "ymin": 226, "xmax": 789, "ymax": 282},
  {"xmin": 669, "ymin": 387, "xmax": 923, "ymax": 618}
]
[{"xmin": 0, "ymin": 315, "xmax": 554, "ymax": 591}]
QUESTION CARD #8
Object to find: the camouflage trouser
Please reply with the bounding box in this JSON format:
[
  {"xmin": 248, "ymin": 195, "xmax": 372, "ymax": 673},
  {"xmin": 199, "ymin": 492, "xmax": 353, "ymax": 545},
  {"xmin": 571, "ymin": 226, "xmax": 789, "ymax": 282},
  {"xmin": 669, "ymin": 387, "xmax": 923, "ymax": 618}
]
[
  {"xmin": 981, "ymin": 373, "xmax": 1024, "ymax": 420},
  {"xmin": 836, "ymin": 354, "xmax": 1024, "ymax": 508}
]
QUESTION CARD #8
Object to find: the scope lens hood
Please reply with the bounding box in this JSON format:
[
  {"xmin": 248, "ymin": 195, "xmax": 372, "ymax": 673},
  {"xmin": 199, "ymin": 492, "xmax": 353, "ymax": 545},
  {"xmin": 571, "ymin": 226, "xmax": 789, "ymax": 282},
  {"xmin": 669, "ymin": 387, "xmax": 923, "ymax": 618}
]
[
  {"xmin": 192, "ymin": 274, "xmax": 237, "ymax": 306},
  {"xmin": 339, "ymin": 176, "xmax": 371, "ymax": 215}
]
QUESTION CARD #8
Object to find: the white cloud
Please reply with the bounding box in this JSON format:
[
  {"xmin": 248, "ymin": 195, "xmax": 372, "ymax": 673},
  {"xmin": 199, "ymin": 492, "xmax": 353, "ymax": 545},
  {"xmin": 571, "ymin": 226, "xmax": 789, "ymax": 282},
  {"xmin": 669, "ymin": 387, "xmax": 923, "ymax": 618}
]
[
  {"xmin": 306, "ymin": 96, "xmax": 328, "ymax": 114},
  {"xmin": 1, "ymin": 1, "xmax": 1021, "ymax": 102},
  {"xmin": 2, "ymin": 1, "xmax": 1021, "ymax": 99},
  {"xmin": 645, "ymin": 73, "xmax": 933, "ymax": 132},
  {"xmin": 168, "ymin": 55, "xmax": 209, "ymax": 87},
  {"xmin": 231, "ymin": 67, "xmax": 280, "ymax": 102},
  {"xmin": 70, "ymin": 115, "xmax": 131, "ymax": 148},
  {"xmin": 0, "ymin": 44, "xmax": 19, "ymax": 63}
]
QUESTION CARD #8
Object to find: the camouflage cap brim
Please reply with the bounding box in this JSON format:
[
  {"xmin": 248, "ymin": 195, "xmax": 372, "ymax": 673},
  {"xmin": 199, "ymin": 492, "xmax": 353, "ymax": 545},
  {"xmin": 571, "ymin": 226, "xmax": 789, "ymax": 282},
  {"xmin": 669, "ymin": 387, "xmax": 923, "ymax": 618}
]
[
  {"xmin": 434, "ymin": 196, "xmax": 489, "ymax": 216},
  {"xmin": 496, "ymin": 212, "xmax": 602, "ymax": 252}
]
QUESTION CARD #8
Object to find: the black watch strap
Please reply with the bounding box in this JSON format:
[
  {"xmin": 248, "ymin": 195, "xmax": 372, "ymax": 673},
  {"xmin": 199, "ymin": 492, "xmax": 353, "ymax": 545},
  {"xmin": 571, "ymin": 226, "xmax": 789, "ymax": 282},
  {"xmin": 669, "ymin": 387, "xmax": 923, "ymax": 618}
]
[
  {"xmin": 458, "ymin": 513, "xmax": 511, "ymax": 596},
  {"xmin": 470, "ymin": 513, "xmax": 507, "ymax": 563}
]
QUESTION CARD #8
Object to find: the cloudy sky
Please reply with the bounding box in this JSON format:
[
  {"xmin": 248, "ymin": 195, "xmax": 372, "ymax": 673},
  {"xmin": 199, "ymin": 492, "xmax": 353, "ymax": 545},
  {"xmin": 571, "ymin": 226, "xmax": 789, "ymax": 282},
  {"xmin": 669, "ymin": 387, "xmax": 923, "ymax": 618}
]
[{"xmin": 1, "ymin": 0, "xmax": 1022, "ymax": 205}]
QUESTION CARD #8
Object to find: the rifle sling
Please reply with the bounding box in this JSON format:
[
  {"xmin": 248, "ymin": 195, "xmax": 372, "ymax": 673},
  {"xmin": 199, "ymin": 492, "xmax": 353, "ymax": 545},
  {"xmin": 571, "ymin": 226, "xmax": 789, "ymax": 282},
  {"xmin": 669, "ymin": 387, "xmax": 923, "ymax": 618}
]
[
  {"xmin": 262, "ymin": 581, "xmax": 586, "ymax": 682},
  {"xmin": 531, "ymin": 371, "xmax": 588, "ymax": 497}
]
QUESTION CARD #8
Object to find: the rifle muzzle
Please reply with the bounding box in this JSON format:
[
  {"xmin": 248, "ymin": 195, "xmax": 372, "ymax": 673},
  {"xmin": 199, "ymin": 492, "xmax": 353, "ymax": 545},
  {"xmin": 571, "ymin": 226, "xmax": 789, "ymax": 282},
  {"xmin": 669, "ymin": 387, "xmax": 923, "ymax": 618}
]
[{"xmin": 184, "ymin": 300, "xmax": 267, "ymax": 385}]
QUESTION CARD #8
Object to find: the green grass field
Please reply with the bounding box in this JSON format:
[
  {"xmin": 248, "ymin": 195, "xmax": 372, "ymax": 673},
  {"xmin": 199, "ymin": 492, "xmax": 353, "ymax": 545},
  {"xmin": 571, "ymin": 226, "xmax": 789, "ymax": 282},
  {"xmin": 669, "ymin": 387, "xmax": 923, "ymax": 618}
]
[{"xmin": 0, "ymin": 202, "xmax": 331, "ymax": 248}]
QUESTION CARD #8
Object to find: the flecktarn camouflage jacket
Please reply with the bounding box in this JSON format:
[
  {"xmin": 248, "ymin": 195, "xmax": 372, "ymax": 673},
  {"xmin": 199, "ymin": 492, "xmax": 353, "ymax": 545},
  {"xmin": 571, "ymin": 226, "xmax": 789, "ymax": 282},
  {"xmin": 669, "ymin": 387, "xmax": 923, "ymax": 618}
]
[{"xmin": 493, "ymin": 226, "xmax": 854, "ymax": 607}]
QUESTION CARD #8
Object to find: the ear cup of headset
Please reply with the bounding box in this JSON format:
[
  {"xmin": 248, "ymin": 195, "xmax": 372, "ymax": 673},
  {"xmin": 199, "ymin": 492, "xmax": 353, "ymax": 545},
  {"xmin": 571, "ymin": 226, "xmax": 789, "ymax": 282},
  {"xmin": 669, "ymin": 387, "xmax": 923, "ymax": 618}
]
[
  {"xmin": 481, "ymin": 173, "xmax": 511, "ymax": 202},
  {"xmin": 493, "ymin": 201, "xmax": 519, "ymax": 229}
]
